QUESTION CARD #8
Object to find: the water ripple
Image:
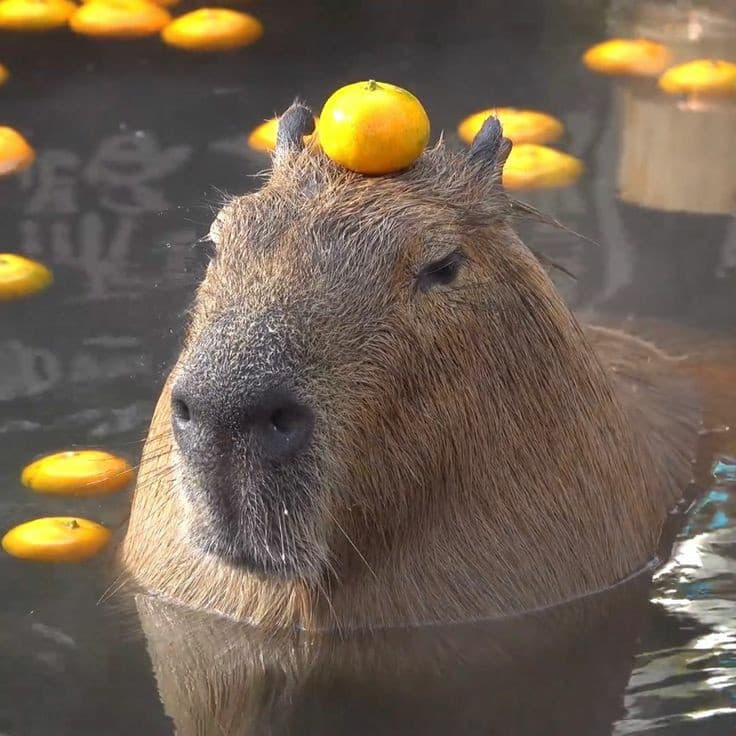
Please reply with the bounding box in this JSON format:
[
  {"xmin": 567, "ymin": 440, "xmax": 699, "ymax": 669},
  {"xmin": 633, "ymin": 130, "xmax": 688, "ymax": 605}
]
[{"xmin": 615, "ymin": 476, "xmax": 736, "ymax": 734}]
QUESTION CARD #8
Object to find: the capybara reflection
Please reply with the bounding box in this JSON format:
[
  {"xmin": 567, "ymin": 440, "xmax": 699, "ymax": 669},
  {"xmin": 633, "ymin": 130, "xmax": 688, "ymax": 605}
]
[
  {"xmin": 136, "ymin": 565, "xmax": 653, "ymax": 736},
  {"xmin": 121, "ymin": 106, "xmax": 698, "ymax": 629}
]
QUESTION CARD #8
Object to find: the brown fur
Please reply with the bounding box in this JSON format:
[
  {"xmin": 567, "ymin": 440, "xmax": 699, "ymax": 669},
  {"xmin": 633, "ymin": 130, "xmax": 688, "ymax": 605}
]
[{"xmin": 120, "ymin": 138, "xmax": 699, "ymax": 630}]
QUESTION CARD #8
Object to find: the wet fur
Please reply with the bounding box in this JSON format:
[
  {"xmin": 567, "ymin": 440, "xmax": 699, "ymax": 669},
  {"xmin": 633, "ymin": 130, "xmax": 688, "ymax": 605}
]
[{"xmin": 120, "ymin": 116, "xmax": 699, "ymax": 630}]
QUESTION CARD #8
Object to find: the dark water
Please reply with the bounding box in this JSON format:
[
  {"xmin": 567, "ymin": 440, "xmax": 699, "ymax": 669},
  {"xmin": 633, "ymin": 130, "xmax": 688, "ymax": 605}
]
[{"xmin": 1, "ymin": 0, "xmax": 735, "ymax": 733}]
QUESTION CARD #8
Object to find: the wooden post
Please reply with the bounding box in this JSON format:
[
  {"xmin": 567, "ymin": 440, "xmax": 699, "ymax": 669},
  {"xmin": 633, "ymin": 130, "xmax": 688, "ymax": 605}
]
[{"xmin": 612, "ymin": 2, "xmax": 736, "ymax": 214}]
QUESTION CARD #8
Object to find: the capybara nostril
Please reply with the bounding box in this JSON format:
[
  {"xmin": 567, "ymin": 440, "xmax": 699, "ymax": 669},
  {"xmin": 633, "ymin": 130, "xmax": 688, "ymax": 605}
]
[{"xmin": 258, "ymin": 392, "xmax": 315, "ymax": 461}]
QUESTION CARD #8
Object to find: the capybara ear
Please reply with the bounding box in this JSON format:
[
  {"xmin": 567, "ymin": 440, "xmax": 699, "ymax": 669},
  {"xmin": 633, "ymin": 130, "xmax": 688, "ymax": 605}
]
[
  {"xmin": 467, "ymin": 115, "xmax": 512, "ymax": 182},
  {"xmin": 275, "ymin": 101, "xmax": 316, "ymax": 157}
]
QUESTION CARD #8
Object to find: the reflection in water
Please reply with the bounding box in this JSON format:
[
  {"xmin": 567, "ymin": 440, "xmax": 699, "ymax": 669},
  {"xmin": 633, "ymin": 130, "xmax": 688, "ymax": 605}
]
[
  {"xmin": 17, "ymin": 132, "xmax": 193, "ymax": 299},
  {"xmin": 137, "ymin": 564, "xmax": 654, "ymax": 736},
  {"xmin": 0, "ymin": 336, "xmax": 149, "ymax": 402}
]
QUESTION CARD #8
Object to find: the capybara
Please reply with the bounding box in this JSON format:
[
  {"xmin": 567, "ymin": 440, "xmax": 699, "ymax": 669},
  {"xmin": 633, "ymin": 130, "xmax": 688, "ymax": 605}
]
[{"xmin": 120, "ymin": 105, "xmax": 698, "ymax": 630}]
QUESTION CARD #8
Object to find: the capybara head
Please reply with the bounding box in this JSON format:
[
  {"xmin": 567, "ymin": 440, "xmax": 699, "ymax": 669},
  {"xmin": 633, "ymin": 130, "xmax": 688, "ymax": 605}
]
[
  {"xmin": 123, "ymin": 104, "xmax": 695, "ymax": 628},
  {"xmin": 169, "ymin": 108, "xmax": 527, "ymax": 579}
]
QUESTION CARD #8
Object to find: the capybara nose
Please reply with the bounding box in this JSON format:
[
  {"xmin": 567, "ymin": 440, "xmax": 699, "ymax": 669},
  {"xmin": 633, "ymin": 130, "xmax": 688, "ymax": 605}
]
[{"xmin": 171, "ymin": 382, "xmax": 315, "ymax": 463}]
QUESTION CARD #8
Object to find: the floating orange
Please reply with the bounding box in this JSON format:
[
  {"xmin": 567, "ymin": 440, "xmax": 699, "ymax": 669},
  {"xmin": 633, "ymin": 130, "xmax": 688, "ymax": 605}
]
[
  {"xmin": 659, "ymin": 59, "xmax": 736, "ymax": 97},
  {"xmin": 69, "ymin": 0, "xmax": 171, "ymax": 38},
  {"xmin": 247, "ymin": 115, "xmax": 319, "ymax": 153},
  {"xmin": 0, "ymin": 126, "xmax": 35, "ymax": 176},
  {"xmin": 0, "ymin": 253, "xmax": 52, "ymax": 300},
  {"xmin": 82, "ymin": 0, "xmax": 178, "ymax": 6},
  {"xmin": 458, "ymin": 107, "xmax": 563, "ymax": 146},
  {"xmin": 318, "ymin": 80, "xmax": 430, "ymax": 175},
  {"xmin": 22, "ymin": 449, "xmax": 134, "ymax": 495},
  {"xmin": 2, "ymin": 517, "xmax": 111, "ymax": 562},
  {"xmin": 0, "ymin": 64, "xmax": 8, "ymax": 86},
  {"xmin": 0, "ymin": 0, "xmax": 76, "ymax": 30},
  {"xmin": 583, "ymin": 38, "xmax": 671, "ymax": 77},
  {"xmin": 502, "ymin": 144, "xmax": 583, "ymax": 191},
  {"xmin": 161, "ymin": 8, "xmax": 262, "ymax": 52}
]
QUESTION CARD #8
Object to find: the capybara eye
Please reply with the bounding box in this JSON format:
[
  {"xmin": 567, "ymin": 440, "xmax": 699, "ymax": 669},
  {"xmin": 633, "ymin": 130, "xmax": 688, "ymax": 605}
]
[{"xmin": 417, "ymin": 250, "xmax": 465, "ymax": 292}]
